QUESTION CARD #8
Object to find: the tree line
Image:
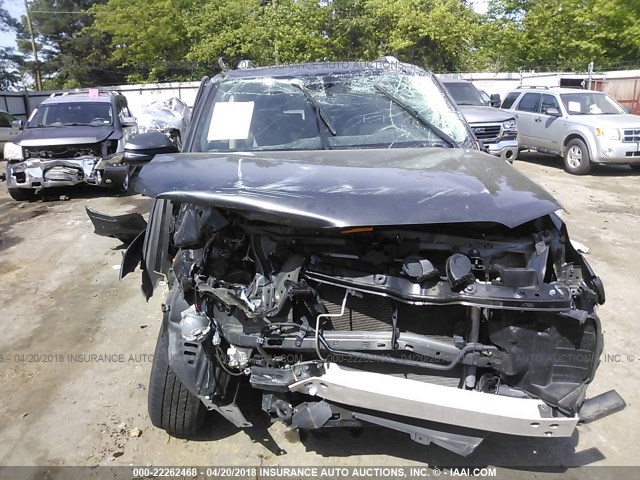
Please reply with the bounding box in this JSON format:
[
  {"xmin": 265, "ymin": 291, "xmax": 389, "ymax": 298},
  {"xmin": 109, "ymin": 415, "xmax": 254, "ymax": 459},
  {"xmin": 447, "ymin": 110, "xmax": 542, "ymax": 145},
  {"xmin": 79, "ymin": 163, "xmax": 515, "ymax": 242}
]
[{"xmin": 1, "ymin": 0, "xmax": 639, "ymax": 91}]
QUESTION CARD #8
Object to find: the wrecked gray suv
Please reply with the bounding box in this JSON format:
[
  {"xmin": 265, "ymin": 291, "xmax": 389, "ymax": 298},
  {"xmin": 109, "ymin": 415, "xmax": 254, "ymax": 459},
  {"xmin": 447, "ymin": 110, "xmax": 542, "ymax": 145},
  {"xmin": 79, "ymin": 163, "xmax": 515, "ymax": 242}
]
[
  {"xmin": 5, "ymin": 91, "xmax": 137, "ymax": 201},
  {"xmin": 89, "ymin": 60, "xmax": 623, "ymax": 456}
]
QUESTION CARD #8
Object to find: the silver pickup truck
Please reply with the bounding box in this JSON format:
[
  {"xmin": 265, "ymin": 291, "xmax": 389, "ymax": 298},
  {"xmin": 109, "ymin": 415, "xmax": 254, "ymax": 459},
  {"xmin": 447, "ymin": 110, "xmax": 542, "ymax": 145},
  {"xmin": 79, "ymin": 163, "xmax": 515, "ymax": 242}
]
[
  {"xmin": 442, "ymin": 79, "xmax": 519, "ymax": 162},
  {"xmin": 501, "ymin": 86, "xmax": 640, "ymax": 174}
]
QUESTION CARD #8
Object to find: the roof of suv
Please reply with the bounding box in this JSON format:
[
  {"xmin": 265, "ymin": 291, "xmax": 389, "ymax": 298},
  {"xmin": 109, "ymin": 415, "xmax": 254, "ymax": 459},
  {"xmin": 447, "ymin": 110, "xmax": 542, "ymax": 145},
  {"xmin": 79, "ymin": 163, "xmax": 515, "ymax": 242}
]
[
  {"xmin": 511, "ymin": 87, "xmax": 603, "ymax": 95},
  {"xmin": 220, "ymin": 60, "xmax": 428, "ymax": 80},
  {"xmin": 40, "ymin": 94, "xmax": 120, "ymax": 105}
]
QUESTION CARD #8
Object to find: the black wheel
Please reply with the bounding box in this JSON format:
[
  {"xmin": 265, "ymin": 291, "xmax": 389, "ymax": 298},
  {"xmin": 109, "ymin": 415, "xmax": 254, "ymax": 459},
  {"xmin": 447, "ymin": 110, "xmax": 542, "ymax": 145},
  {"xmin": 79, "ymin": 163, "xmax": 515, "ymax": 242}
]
[
  {"xmin": 148, "ymin": 320, "xmax": 207, "ymax": 438},
  {"xmin": 630, "ymin": 165, "xmax": 640, "ymax": 172},
  {"xmin": 564, "ymin": 138, "xmax": 592, "ymax": 175},
  {"xmin": 8, "ymin": 187, "xmax": 35, "ymax": 201}
]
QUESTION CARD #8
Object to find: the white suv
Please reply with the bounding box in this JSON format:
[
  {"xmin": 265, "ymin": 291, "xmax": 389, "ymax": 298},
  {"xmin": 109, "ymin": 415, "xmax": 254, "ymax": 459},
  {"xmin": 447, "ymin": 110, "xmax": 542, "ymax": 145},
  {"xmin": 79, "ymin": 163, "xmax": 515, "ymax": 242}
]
[{"xmin": 501, "ymin": 86, "xmax": 640, "ymax": 174}]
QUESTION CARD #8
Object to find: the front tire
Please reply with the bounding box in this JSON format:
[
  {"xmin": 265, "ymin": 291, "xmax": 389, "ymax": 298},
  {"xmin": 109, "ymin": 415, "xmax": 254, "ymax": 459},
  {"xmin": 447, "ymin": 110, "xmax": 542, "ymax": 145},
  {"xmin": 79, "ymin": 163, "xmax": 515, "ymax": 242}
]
[
  {"xmin": 630, "ymin": 165, "xmax": 640, "ymax": 172},
  {"xmin": 148, "ymin": 321, "xmax": 207, "ymax": 438},
  {"xmin": 8, "ymin": 187, "xmax": 36, "ymax": 201},
  {"xmin": 564, "ymin": 139, "xmax": 592, "ymax": 175}
]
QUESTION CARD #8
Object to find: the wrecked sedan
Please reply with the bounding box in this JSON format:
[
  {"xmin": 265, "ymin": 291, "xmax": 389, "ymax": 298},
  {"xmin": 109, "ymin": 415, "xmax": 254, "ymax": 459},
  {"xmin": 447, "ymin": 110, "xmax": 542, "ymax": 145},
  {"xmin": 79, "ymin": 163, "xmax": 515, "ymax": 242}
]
[
  {"xmin": 90, "ymin": 60, "xmax": 624, "ymax": 456},
  {"xmin": 5, "ymin": 91, "xmax": 138, "ymax": 201}
]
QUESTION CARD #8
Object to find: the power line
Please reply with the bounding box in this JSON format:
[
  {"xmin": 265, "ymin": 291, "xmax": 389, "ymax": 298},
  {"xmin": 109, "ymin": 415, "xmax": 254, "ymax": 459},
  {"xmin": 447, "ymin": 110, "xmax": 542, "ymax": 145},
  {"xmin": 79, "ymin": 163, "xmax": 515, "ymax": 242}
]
[{"xmin": 29, "ymin": 11, "xmax": 93, "ymax": 14}]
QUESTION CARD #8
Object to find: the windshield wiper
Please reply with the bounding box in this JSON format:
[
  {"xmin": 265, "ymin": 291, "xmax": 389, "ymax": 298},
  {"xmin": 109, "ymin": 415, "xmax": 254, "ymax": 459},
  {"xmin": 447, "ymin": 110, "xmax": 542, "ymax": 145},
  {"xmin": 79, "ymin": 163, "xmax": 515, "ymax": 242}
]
[
  {"xmin": 374, "ymin": 84, "xmax": 459, "ymax": 148},
  {"xmin": 292, "ymin": 83, "xmax": 336, "ymax": 149}
]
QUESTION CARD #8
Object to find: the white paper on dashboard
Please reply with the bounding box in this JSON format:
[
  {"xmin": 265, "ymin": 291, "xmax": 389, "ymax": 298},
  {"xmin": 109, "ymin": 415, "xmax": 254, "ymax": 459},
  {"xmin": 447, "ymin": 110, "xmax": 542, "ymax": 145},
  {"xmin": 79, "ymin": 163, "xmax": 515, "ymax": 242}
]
[
  {"xmin": 207, "ymin": 101, "xmax": 255, "ymax": 140},
  {"xmin": 567, "ymin": 101, "xmax": 582, "ymax": 113}
]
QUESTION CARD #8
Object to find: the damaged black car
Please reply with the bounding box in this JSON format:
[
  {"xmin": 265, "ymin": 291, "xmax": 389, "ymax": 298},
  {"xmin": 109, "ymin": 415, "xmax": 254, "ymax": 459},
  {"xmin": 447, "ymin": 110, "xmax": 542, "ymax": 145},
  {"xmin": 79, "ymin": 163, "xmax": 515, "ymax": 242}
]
[{"xmin": 89, "ymin": 59, "xmax": 624, "ymax": 456}]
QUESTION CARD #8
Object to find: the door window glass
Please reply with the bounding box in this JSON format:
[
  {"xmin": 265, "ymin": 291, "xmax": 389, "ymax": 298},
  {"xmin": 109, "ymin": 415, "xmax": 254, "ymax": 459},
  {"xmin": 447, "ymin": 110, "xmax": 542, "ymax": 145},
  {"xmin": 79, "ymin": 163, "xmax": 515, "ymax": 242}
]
[
  {"xmin": 540, "ymin": 94, "xmax": 560, "ymax": 114},
  {"xmin": 516, "ymin": 93, "xmax": 540, "ymax": 112},
  {"xmin": 501, "ymin": 92, "xmax": 520, "ymax": 110}
]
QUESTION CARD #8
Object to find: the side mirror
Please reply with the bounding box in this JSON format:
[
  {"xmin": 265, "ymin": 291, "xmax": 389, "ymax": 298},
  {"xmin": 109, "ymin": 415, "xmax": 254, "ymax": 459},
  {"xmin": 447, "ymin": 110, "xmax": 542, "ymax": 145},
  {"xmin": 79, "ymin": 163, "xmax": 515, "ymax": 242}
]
[
  {"xmin": 490, "ymin": 93, "xmax": 501, "ymax": 107},
  {"xmin": 124, "ymin": 131, "xmax": 179, "ymax": 165},
  {"xmin": 545, "ymin": 107, "xmax": 561, "ymax": 117},
  {"xmin": 121, "ymin": 116, "xmax": 137, "ymax": 127},
  {"xmin": 11, "ymin": 120, "xmax": 24, "ymax": 130}
]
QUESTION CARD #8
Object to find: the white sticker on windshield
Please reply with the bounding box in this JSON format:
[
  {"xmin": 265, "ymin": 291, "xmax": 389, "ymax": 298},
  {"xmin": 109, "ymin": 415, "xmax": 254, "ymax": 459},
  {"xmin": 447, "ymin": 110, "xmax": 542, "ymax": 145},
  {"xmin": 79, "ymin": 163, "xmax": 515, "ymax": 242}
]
[
  {"xmin": 207, "ymin": 101, "xmax": 255, "ymax": 140},
  {"xmin": 567, "ymin": 101, "xmax": 582, "ymax": 113}
]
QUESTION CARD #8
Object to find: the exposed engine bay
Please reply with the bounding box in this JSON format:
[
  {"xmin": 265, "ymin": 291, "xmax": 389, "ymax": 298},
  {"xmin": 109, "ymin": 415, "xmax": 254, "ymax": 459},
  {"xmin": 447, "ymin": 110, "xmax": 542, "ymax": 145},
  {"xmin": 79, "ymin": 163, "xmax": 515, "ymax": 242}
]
[
  {"xmin": 108, "ymin": 196, "xmax": 622, "ymax": 455},
  {"xmin": 22, "ymin": 142, "xmax": 110, "ymax": 160}
]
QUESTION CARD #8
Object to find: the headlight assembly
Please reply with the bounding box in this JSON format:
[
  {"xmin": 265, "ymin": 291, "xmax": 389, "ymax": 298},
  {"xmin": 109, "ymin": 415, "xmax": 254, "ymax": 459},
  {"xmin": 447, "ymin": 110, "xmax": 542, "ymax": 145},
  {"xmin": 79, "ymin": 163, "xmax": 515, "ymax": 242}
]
[
  {"xmin": 3, "ymin": 142, "xmax": 23, "ymax": 161},
  {"xmin": 595, "ymin": 127, "xmax": 620, "ymax": 140},
  {"xmin": 503, "ymin": 119, "xmax": 517, "ymax": 131}
]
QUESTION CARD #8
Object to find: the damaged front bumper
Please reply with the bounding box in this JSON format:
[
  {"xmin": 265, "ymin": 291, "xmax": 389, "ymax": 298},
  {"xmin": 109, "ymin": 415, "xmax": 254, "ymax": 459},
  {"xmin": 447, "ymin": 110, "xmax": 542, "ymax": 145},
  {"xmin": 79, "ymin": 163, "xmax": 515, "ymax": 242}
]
[
  {"xmin": 270, "ymin": 361, "xmax": 624, "ymax": 456},
  {"xmin": 288, "ymin": 362, "xmax": 623, "ymax": 437},
  {"xmin": 6, "ymin": 155, "xmax": 128, "ymax": 191},
  {"xmin": 485, "ymin": 138, "xmax": 519, "ymax": 162}
]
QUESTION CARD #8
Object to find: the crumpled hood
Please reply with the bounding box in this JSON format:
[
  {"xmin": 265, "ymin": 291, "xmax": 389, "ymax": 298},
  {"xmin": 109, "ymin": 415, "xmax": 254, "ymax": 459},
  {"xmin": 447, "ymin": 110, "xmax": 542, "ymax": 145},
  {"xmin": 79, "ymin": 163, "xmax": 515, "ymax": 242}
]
[
  {"xmin": 135, "ymin": 148, "xmax": 561, "ymax": 229},
  {"xmin": 458, "ymin": 106, "xmax": 513, "ymax": 124},
  {"xmin": 15, "ymin": 126, "xmax": 117, "ymax": 147}
]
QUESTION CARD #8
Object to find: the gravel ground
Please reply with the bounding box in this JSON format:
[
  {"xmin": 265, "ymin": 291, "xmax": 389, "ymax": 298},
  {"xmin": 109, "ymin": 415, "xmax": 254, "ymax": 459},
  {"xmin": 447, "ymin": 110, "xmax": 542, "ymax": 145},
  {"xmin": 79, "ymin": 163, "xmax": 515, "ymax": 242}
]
[{"xmin": 0, "ymin": 152, "xmax": 638, "ymax": 477}]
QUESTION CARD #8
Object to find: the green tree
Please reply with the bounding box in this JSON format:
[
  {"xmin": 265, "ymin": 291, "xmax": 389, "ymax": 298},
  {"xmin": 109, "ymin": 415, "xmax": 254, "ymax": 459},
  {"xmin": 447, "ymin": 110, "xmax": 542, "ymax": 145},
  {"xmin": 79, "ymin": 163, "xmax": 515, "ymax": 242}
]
[
  {"xmin": 259, "ymin": 0, "xmax": 332, "ymax": 64},
  {"xmin": 16, "ymin": 0, "xmax": 126, "ymax": 89},
  {"xmin": 589, "ymin": 0, "xmax": 640, "ymax": 69},
  {"xmin": 186, "ymin": 0, "xmax": 332, "ymax": 67},
  {"xmin": 484, "ymin": 0, "xmax": 640, "ymax": 71},
  {"xmin": 184, "ymin": 0, "xmax": 269, "ymax": 68},
  {"xmin": 357, "ymin": 0, "xmax": 482, "ymax": 71},
  {"xmin": 326, "ymin": 0, "xmax": 378, "ymax": 60},
  {"xmin": 91, "ymin": 0, "xmax": 196, "ymax": 82}
]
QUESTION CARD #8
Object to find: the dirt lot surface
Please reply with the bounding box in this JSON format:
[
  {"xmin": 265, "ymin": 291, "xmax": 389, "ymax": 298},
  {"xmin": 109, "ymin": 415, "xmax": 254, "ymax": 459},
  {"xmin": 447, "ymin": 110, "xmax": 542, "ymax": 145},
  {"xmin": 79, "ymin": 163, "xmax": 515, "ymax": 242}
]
[{"xmin": 0, "ymin": 152, "xmax": 638, "ymax": 477}]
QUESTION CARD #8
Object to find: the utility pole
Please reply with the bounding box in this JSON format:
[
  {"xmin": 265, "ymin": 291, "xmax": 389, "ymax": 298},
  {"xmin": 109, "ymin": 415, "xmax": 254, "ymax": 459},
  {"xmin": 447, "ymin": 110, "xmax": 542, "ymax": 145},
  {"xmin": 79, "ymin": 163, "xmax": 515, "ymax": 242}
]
[
  {"xmin": 272, "ymin": 0, "xmax": 279, "ymax": 65},
  {"xmin": 24, "ymin": 0, "xmax": 42, "ymax": 91},
  {"xmin": 259, "ymin": 0, "xmax": 279, "ymax": 64}
]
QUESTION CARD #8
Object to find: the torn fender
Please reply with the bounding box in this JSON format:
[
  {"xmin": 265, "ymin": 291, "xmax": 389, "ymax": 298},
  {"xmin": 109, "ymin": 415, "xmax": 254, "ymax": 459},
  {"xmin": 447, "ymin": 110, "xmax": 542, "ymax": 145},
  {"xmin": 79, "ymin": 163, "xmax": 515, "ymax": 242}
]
[
  {"xmin": 85, "ymin": 201, "xmax": 170, "ymax": 299},
  {"xmin": 86, "ymin": 206, "xmax": 147, "ymax": 245}
]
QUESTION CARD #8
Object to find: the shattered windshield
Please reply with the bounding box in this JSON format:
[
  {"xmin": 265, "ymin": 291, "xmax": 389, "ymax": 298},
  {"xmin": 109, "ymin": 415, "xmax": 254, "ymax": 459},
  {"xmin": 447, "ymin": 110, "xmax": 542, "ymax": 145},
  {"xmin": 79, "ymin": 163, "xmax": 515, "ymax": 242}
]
[
  {"xmin": 28, "ymin": 102, "xmax": 114, "ymax": 127},
  {"xmin": 560, "ymin": 92, "xmax": 625, "ymax": 115},
  {"xmin": 193, "ymin": 70, "xmax": 472, "ymax": 152}
]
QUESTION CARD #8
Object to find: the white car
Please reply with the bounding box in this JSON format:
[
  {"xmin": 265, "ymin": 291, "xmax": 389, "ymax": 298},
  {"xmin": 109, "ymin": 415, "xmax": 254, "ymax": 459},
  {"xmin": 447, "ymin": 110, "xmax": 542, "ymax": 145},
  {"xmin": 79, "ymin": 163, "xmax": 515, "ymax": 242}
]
[{"xmin": 501, "ymin": 87, "xmax": 640, "ymax": 174}]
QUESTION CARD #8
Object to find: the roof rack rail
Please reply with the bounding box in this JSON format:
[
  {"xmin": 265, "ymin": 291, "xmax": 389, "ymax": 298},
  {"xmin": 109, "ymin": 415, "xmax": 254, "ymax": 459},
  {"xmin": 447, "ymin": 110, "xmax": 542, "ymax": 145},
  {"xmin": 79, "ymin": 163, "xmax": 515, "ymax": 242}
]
[
  {"xmin": 48, "ymin": 89, "xmax": 120, "ymax": 98},
  {"xmin": 377, "ymin": 55, "xmax": 401, "ymax": 64},
  {"xmin": 520, "ymin": 86, "xmax": 550, "ymax": 90}
]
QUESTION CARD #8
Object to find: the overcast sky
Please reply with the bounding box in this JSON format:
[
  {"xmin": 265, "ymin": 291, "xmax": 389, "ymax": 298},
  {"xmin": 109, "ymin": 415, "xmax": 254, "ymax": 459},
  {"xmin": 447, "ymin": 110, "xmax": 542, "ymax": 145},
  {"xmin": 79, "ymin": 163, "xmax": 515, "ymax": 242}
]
[
  {"xmin": 0, "ymin": 0, "xmax": 25, "ymax": 48},
  {"xmin": 0, "ymin": 0, "xmax": 490, "ymax": 50}
]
